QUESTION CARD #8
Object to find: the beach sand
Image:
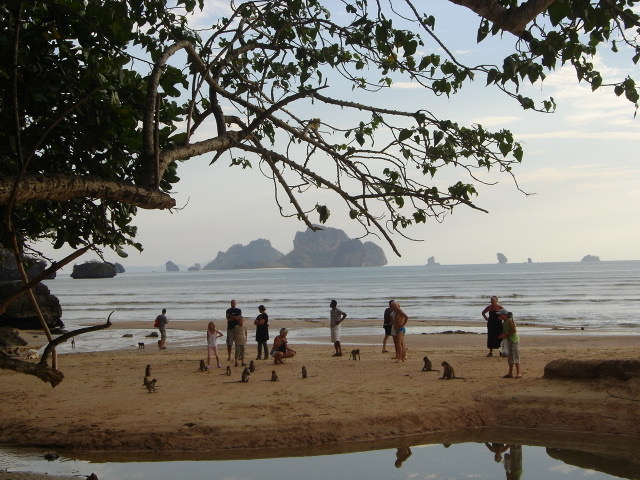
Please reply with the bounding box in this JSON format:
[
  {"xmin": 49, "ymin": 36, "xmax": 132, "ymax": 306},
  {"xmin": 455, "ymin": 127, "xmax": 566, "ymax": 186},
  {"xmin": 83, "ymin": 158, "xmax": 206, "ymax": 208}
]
[{"xmin": 1, "ymin": 320, "xmax": 639, "ymax": 478}]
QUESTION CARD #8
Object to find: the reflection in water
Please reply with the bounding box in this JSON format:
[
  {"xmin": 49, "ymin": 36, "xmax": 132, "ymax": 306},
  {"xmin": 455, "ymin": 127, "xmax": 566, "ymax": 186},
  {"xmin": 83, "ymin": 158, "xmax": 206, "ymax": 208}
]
[
  {"xmin": 504, "ymin": 445, "xmax": 523, "ymax": 480},
  {"xmin": 394, "ymin": 447, "xmax": 412, "ymax": 468},
  {"xmin": 1, "ymin": 436, "xmax": 638, "ymax": 480}
]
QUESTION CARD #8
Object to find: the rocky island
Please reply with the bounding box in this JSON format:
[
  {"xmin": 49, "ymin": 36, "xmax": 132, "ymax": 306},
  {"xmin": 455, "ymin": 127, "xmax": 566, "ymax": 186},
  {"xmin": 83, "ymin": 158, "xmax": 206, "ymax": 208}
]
[{"xmin": 203, "ymin": 227, "xmax": 387, "ymax": 270}]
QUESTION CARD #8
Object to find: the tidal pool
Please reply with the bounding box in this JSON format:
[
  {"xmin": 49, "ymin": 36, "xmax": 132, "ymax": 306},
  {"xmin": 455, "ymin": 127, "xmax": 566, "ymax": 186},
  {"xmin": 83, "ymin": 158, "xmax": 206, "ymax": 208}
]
[{"xmin": 1, "ymin": 431, "xmax": 638, "ymax": 480}]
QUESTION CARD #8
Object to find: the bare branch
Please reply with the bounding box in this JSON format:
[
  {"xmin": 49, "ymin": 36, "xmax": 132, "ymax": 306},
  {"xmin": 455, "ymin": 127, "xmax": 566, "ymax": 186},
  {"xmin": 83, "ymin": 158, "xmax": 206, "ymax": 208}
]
[{"xmin": 0, "ymin": 175, "xmax": 175, "ymax": 209}]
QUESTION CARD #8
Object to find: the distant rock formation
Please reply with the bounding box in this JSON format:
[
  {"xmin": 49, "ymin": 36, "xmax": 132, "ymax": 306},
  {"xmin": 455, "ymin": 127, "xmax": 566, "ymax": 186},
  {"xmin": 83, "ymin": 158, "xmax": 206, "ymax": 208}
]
[
  {"xmin": 280, "ymin": 227, "xmax": 386, "ymax": 268},
  {"xmin": 426, "ymin": 256, "xmax": 440, "ymax": 266},
  {"xmin": 113, "ymin": 262, "xmax": 125, "ymax": 273},
  {"xmin": 166, "ymin": 261, "xmax": 180, "ymax": 272},
  {"xmin": 203, "ymin": 239, "xmax": 284, "ymax": 270},
  {"xmin": 203, "ymin": 228, "xmax": 387, "ymax": 270},
  {"xmin": 71, "ymin": 261, "xmax": 116, "ymax": 279},
  {"xmin": 0, "ymin": 282, "xmax": 63, "ymax": 329},
  {"xmin": 496, "ymin": 253, "xmax": 508, "ymax": 264},
  {"xmin": 0, "ymin": 248, "xmax": 53, "ymax": 281},
  {"xmin": 581, "ymin": 254, "xmax": 601, "ymax": 262},
  {"xmin": 527, "ymin": 258, "xmax": 533, "ymax": 264},
  {"xmin": 188, "ymin": 263, "xmax": 201, "ymax": 271}
]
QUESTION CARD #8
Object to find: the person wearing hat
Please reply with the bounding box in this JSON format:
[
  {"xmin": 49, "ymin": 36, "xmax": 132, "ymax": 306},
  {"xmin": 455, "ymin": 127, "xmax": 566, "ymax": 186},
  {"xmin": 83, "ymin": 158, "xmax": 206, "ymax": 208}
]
[
  {"xmin": 497, "ymin": 309, "xmax": 521, "ymax": 378},
  {"xmin": 254, "ymin": 304, "xmax": 270, "ymax": 360}
]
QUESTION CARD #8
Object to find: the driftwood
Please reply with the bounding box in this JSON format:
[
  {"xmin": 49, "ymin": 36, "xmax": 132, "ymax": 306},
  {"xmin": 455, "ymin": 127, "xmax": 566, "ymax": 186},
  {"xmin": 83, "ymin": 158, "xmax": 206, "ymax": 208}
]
[
  {"xmin": 0, "ymin": 311, "xmax": 113, "ymax": 387},
  {"xmin": 544, "ymin": 359, "xmax": 640, "ymax": 381}
]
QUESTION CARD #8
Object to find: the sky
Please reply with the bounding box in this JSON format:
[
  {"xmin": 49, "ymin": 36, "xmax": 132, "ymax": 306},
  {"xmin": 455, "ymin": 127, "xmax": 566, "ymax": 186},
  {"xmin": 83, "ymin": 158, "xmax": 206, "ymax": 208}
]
[{"xmin": 37, "ymin": 0, "xmax": 640, "ymax": 269}]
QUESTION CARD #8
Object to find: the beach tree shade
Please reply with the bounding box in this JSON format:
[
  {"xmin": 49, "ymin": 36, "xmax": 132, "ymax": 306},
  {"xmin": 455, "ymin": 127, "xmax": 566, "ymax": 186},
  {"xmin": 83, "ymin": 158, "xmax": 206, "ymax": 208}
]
[{"xmin": 1, "ymin": 0, "xmax": 639, "ymax": 383}]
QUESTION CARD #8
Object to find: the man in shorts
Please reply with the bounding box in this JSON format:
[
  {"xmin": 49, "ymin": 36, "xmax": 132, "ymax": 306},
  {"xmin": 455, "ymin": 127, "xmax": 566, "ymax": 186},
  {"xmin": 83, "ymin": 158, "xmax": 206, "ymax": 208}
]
[
  {"xmin": 225, "ymin": 299, "xmax": 242, "ymax": 362},
  {"xmin": 329, "ymin": 299, "xmax": 347, "ymax": 357}
]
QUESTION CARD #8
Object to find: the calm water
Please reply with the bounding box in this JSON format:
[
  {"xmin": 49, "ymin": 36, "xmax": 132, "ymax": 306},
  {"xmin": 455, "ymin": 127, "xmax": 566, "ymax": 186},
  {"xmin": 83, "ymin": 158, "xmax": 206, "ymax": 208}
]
[
  {"xmin": 45, "ymin": 261, "xmax": 640, "ymax": 331},
  {"xmin": 1, "ymin": 440, "xmax": 637, "ymax": 480}
]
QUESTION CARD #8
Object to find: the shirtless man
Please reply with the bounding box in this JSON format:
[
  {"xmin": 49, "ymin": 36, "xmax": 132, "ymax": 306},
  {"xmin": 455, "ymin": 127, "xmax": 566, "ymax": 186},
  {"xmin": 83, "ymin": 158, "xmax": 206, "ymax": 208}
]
[{"xmin": 391, "ymin": 300, "xmax": 408, "ymax": 362}]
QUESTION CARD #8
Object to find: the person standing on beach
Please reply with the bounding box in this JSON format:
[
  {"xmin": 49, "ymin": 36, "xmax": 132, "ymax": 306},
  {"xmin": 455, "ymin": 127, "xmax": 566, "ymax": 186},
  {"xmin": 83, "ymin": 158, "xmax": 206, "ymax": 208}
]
[
  {"xmin": 155, "ymin": 308, "xmax": 168, "ymax": 349},
  {"xmin": 382, "ymin": 300, "xmax": 394, "ymax": 353},
  {"xmin": 206, "ymin": 321, "xmax": 224, "ymax": 368},
  {"xmin": 234, "ymin": 315, "xmax": 248, "ymax": 367},
  {"xmin": 329, "ymin": 299, "xmax": 347, "ymax": 357},
  {"xmin": 497, "ymin": 309, "xmax": 521, "ymax": 378},
  {"xmin": 225, "ymin": 299, "xmax": 242, "ymax": 362},
  {"xmin": 254, "ymin": 304, "xmax": 269, "ymax": 360},
  {"xmin": 482, "ymin": 296, "xmax": 504, "ymax": 357},
  {"xmin": 391, "ymin": 300, "xmax": 408, "ymax": 362}
]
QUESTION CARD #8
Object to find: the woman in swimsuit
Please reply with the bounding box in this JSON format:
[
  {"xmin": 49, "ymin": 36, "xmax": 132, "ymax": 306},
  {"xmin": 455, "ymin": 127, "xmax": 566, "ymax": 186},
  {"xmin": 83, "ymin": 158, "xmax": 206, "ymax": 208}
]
[{"xmin": 270, "ymin": 328, "xmax": 296, "ymax": 365}]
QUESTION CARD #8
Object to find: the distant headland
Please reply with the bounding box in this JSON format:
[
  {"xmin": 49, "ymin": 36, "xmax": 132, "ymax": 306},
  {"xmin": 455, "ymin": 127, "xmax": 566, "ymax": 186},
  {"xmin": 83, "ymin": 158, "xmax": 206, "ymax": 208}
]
[{"xmin": 172, "ymin": 226, "xmax": 387, "ymax": 271}]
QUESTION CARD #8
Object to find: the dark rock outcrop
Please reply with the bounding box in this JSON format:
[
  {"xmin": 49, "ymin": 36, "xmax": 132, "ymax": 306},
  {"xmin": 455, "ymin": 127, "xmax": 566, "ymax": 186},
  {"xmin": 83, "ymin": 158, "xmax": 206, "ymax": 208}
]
[
  {"xmin": 581, "ymin": 254, "xmax": 601, "ymax": 262},
  {"xmin": 188, "ymin": 263, "xmax": 201, "ymax": 271},
  {"xmin": 166, "ymin": 261, "xmax": 179, "ymax": 272},
  {"xmin": 113, "ymin": 262, "xmax": 125, "ymax": 273},
  {"xmin": 0, "ymin": 281, "xmax": 63, "ymax": 329},
  {"xmin": 203, "ymin": 239, "xmax": 284, "ymax": 270},
  {"xmin": 0, "ymin": 248, "xmax": 53, "ymax": 281},
  {"xmin": 0, "ymin": 326, "xmax": 27, "ymax": 348},
  {"xmin": 496, "ymin": 253, "xmax": 508, "ymax": 264},
  {"xmin": 71, "ymin": 261, "xmax": 116, "ymax": 279}
]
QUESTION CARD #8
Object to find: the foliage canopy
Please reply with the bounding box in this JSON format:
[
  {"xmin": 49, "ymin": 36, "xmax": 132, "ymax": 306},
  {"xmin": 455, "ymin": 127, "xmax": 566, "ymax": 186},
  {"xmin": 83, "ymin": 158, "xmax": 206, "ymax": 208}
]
[{"xmin": 1, "ymin": 0, "xmax": 638, "ymax": 260}]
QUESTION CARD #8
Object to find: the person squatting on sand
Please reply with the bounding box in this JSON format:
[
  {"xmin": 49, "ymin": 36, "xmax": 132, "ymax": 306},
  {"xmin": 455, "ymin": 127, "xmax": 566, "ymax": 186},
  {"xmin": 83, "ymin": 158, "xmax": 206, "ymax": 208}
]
[
  {"xmin": 482, "ymin": 295, "xmax": 504, "ymax": 357},
  {"xmin": 254, "ymin": 304, "xmax": 270, "ymax": 360},
  {"xmin": 497, "ymin": 309, "xmax": 521, "ymax": 378},
  {"xmin": 382, "ymin": 300, "xmax": 394, "ymax": 353},
  {"xmin": 225, "ymin": 299, "xmax": 242, "ymax": 362},
  {"xmin": 271, "ymin": 328, "xmax": 296, "ymax": 364},
  {"xmin": 329, "ymin": 300, "xmax": 347, "ymax": 357},
  {"xmin": 206, "ymin": 321, "xmax": 224, "ymax": 369},
  {"xmin": 390, "ymin": 300, "xmax": 408, "ymax": 362}
]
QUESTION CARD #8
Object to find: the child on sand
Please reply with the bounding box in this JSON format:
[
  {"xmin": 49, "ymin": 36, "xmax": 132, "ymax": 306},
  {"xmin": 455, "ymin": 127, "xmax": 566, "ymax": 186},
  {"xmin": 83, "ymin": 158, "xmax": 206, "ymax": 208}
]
[{"xmin": 206, "ymin": 321, "xmax": 224, "ymax": 369}]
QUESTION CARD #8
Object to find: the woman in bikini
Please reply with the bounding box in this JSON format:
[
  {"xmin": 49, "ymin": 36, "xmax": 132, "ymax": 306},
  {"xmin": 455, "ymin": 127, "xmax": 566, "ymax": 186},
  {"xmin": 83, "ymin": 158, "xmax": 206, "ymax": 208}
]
[{"xmin": 270, "ymin": 328, "xmax": 296, "ymax": 365}]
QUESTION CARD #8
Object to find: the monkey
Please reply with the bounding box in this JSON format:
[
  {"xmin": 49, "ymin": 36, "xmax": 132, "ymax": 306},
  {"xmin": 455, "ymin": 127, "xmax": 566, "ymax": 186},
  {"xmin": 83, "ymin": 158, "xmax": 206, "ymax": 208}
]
[
  {"xmin": 249, "ymin": 360, "xmax": 255, "ymax": 373},
  {"xmin": 137, "ymin": 342, "xmax": 145, "ymax": 349},
  {"xmin": 198, "ymin": 359, "xmax": 207, "ymax": 372},
  {"xmin": 302, "ymin": 366, "xmax": 308, "ymax": 378},
  {"xmin": 241, "ymin": 366, "xmax": 251, "ymax": 383},
  {"xmin": 271, "ymin": 370, "xmax": 279, "ymax": 382},
  {"xmin": 225, "ymin": 365, "xmax": 231, "ymax": 376},
  {"xmin": 144, "ymin": 364, "xmax": 152, "ymax": 379},
  {"xmin": 421, "ymin": 356, "xmax": 439, "ymax": 372},
  {"xmin": 440, "ymin": 361, "xmax": 466, "ymax": 380},
  {"xmin": 349, "ymin": 349, "xmax": 361, "ymax": 360},
  {"xmin": 143, "ymin": 364, "xmax": 157, "ymax": 392},
  {"xmin": 144, "ymin": 377, "xmax": 158, "ymax": 393}
]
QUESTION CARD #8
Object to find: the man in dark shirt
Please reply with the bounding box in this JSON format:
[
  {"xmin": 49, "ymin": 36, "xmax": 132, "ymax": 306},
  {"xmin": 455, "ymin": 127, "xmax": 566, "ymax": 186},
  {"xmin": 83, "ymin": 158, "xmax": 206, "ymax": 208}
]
[{"xmin": 225, "ymin": 299, "xmax": 242, "ymax": 362}]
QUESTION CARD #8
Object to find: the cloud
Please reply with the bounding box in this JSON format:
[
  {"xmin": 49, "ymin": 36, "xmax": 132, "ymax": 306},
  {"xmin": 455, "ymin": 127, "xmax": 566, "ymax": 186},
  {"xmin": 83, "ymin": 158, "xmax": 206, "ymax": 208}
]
[{"xmin": 470, "ymin": 115, "xmax": 520, "ymax": 127}]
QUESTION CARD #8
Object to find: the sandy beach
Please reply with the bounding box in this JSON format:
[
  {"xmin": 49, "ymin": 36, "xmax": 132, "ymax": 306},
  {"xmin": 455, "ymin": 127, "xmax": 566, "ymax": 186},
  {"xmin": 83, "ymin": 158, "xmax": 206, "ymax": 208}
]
[{"xmin": 1, "ymin": 320, "xmax": 639, "ymax": 478}]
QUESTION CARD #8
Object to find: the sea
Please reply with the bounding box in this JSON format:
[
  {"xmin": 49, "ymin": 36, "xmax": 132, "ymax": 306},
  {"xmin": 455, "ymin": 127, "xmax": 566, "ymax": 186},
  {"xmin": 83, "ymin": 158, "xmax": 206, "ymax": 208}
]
[{"xmin": 41, "ymin": 260, "xmax": 640, "ymax": 353}]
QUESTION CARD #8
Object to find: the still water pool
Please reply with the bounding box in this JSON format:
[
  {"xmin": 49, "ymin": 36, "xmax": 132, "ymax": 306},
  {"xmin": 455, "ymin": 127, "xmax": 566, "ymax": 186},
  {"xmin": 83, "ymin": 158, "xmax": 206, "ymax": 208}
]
[{"xmin": 2, "ymin": 437, "xmax": 638, "ymax": 480}]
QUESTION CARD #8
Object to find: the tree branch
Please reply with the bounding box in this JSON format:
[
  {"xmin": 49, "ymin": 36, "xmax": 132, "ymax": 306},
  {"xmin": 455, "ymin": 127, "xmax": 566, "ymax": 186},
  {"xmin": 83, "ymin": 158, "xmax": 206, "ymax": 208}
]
[
  {"xmin": 447, "ymin": 0, "xmax": 557, "ymax": 36},
  {"xmin": 0, "ymin": 175, "xmax": 176, "ymax": 209}
]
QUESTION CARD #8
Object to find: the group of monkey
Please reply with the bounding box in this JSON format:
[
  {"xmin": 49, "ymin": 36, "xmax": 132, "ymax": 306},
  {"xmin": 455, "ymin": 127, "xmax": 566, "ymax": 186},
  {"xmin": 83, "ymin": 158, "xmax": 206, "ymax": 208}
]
[
  {"xmin": 142, "ymin": 352, "xmax": 461, "ymax": 392},
  {"xmin": 422, "ymin": 356, "xmax": 464, "ymax": 380}
]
